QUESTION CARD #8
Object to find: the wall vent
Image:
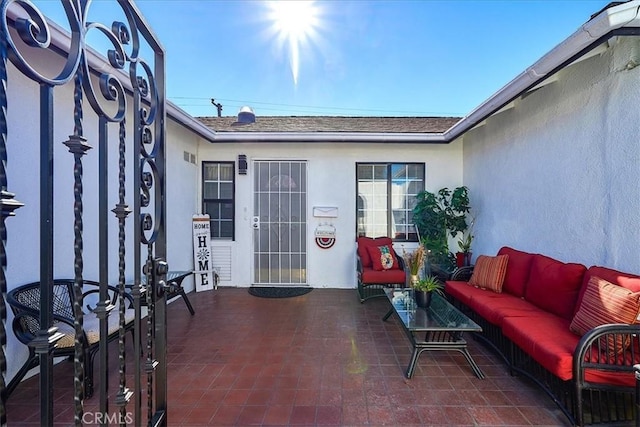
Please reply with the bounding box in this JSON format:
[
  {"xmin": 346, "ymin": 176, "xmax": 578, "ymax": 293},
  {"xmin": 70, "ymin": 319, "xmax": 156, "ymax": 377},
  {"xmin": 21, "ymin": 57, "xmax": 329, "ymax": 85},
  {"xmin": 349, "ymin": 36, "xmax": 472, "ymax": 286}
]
[
  {"xmin": 212, "ymin": 245, "xmax": 232, "ymax": 282},
  {"xmin": 183, "ymin": 151, "xmax": 197, "ymax": 164}
]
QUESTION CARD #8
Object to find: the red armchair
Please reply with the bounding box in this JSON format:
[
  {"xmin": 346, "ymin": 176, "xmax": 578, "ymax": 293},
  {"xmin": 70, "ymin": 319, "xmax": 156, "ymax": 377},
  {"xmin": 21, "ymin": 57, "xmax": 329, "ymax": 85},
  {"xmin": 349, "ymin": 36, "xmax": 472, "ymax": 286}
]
[{"xmin": 356, "ymin": 236, "xmax": 407, "ymax": 302}]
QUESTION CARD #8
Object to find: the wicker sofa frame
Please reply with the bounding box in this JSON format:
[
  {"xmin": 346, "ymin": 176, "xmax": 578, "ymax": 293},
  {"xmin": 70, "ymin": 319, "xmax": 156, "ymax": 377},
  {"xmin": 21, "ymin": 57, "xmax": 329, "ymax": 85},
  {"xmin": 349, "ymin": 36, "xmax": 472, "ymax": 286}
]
[
  {"xmin": 449, "ymin": 296, "xmax": 639, "ymax": 426},
  {"xmin": 7, "ymin": 279, "xmax": 135, "ymax": 398}
]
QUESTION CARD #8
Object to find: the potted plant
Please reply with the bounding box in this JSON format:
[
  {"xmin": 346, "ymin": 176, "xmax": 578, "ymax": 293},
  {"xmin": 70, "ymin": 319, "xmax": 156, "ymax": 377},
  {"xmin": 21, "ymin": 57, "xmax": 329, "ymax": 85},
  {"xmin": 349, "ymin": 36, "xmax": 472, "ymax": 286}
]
[
  {"xmin": 413, "ymin": 186, "xmax": 471, "ymax": 272},
  {"xmin": 413, "ymin": 275, "xmax": 444, "ymax": 308},
  {"xmin": 403, "ymin": 245, "xmax": 426, "ymax": 287},
  {"xmin": 456, "ymin": 230, "xmax": 473, "ymax": 268}
]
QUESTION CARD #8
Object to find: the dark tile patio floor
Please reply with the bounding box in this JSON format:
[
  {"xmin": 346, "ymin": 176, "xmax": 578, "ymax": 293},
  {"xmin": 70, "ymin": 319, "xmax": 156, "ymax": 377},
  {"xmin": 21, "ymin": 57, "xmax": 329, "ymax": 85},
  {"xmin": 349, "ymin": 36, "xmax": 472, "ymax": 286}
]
[{"xmin": 6, "ymin": 287, "xmax": 570, "ymax": 426}]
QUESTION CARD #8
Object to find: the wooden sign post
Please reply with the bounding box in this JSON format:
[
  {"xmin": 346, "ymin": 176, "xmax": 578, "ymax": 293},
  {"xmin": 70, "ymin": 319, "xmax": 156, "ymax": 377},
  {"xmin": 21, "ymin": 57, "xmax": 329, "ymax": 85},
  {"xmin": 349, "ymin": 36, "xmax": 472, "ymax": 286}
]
[{"xmin": 192, "ymin": 214, "xmax": 215, "ymax": 292}]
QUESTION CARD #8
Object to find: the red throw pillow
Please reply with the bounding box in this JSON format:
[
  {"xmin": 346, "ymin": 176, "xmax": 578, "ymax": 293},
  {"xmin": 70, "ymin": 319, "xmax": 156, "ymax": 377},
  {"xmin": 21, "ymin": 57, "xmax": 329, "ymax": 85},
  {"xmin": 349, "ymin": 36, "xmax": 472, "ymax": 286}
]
[
  {"xmin": 468, "ymin": 254, "xmax": 509, "ymax": 293},
  {"xmin": 570, "ymin": 276, "xmax": 640, "ymax": 354},
  {"xmin": 357, "ymin": 236, "xmax": 393, "ymax": 268},
  {"xmin": 366, "ymin": 245, "xmax": 399, "ymax": 271}
]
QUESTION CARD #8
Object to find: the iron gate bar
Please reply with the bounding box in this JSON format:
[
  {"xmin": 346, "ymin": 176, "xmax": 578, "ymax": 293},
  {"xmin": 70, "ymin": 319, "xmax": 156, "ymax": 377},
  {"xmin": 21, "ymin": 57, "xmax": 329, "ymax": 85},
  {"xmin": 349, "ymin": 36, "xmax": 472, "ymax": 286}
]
[
  {"xmin": 0, "ymin": 17, "xmax": 24, "ymax": 427},
  {"xmin": 63, "ymin": 58, "xmax": 93, "ymax": 425},
  {"xmin": 113, "ymin": 117, "xmax": 133, "ymax": 419},
  {"xmin": 98, "ymin": 115, "xmax": 113, "ymax": 422},
  {"xmin": 37, "ymin": 83, "xmax": 58, "ymax": 427}
]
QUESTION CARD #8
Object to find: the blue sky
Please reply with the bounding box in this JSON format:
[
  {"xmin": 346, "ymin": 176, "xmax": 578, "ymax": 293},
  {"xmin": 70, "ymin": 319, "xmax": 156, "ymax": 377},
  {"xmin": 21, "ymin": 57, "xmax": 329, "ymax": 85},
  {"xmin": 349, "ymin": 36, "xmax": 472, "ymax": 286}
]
[{"xmin": 37, "ymin": 0, "xmax": 612, "ymax": 118}]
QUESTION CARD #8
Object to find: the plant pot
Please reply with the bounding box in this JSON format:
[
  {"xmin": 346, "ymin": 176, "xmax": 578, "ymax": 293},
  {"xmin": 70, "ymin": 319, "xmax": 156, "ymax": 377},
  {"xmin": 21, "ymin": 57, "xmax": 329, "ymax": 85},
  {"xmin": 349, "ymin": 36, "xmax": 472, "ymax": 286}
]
[
  {"xmin": 415, "ymin": 290, "xmax": 432, "ymax": 308},
  {"xmin": 410, "ymin": 274, "xmax": 420, "ymax": 288},
  {"xmin": 456, "ymin": 252, "xmax": 472, "ymax": 268}
]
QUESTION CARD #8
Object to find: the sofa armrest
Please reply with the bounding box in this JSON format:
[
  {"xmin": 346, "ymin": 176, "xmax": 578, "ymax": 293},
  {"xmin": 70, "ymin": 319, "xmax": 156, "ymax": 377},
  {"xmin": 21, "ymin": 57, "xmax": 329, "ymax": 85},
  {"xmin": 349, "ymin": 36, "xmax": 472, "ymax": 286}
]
[
  {"xmin": 356, "ymin": 253, "xmax": 364, "ymax": 275},
  {"xmin": 393, "ymin": 249, "xmax": 406, "ymax": 271},
  {"xmin": 451, "ymin": 266, "xmax": 474, "ymax": 281},
  {"xmin": 11, "ymin": 310, "xmax": 89, "ymax": 347},
  {"xmin": 573, "ymin": 323, "xmax": 640, "ymax": 383}
]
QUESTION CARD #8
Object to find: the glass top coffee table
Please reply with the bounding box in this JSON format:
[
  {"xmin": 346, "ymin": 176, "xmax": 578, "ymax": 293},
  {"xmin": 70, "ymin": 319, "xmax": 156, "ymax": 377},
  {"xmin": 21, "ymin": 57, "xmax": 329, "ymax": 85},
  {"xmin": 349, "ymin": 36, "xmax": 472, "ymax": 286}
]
[{"xmin": 383, "ymin": 288, "xmax": 484, "ymax": 379}]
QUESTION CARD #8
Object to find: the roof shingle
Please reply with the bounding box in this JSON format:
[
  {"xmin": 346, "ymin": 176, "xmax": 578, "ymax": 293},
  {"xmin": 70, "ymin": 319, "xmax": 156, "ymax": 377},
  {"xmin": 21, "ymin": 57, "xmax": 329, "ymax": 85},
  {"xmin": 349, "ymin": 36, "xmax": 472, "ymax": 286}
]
[{"xmin": 197, "ymin": 116, "xmax": 461, "ymax": 133}]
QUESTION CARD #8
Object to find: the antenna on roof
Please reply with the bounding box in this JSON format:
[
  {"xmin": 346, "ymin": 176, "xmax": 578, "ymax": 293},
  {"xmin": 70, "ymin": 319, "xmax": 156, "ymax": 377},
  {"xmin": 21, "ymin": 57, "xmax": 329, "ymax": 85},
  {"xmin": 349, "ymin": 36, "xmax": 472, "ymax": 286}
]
[{"xmin": 210, "ymin": 98, "xmax": 223, "ymax": 117}]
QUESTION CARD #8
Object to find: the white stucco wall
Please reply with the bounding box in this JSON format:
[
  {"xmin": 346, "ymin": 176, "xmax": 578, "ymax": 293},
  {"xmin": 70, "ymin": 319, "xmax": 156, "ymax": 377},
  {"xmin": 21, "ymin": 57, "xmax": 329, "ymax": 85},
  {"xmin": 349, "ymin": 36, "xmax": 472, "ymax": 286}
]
[
  {"xmin": 164, "ymin": 120, "xmax": 200, "ymax": 293},
  {"xmin": 197, "ymin": 141, "xmax": 463, "ymax": 288},
  {"xmin": 462, "ymin": 36, "xmax": 640, "ymax": 273}
]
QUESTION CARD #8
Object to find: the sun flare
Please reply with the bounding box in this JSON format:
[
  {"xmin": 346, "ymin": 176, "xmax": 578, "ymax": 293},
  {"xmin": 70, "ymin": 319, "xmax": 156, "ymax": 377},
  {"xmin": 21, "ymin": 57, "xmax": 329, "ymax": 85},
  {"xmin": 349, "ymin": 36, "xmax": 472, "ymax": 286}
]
[{"xmin": 266, "ymin": 0, "xmax": 322, "ymax": 85}]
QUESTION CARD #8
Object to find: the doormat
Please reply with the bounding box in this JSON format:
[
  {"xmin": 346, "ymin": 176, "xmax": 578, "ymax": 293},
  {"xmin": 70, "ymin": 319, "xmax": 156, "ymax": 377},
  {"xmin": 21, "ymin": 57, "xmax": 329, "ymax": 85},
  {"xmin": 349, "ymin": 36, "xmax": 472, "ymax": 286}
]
[{"xmin": 248, "ymin": 286, "xmax": 313, "ymax": 298}]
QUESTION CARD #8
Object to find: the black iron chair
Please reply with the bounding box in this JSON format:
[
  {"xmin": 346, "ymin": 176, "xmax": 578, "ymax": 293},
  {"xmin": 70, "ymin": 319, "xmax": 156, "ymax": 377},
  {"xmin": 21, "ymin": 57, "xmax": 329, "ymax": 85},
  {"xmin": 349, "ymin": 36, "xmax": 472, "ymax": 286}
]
[{"xmin": 6, "ymin": 279, "xmax": 135, "ymax": 398}]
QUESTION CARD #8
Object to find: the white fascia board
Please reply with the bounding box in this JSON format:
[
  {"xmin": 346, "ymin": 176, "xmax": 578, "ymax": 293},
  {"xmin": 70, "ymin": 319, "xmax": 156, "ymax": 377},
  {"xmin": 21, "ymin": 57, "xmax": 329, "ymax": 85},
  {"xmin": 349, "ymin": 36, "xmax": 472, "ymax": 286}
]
[{"xmin": 209, "ymin": 132, "xmax": 447, "ymax": 143}]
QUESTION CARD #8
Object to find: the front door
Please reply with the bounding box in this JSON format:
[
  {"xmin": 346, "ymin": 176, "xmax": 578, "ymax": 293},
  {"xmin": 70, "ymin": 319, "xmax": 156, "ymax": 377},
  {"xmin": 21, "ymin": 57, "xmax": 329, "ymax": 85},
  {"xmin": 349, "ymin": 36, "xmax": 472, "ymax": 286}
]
[{"xmin": 253, "ymin": 160, "xmax": 307, "ymax": 285}]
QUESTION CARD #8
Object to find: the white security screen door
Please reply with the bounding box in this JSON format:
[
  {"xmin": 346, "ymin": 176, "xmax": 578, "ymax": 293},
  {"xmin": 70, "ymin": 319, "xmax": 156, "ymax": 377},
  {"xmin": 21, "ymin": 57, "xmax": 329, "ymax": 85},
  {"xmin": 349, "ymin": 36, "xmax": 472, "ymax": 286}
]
[{"xmin": 253, "ymin": 160, "xmax": 307, "ymax": 285}]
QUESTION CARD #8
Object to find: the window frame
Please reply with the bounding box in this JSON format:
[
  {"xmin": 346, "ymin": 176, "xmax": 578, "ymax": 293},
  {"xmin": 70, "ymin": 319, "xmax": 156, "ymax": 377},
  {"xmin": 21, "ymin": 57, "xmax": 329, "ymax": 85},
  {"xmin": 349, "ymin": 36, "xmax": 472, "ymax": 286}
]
[
  {"xmin": 202, "ymin": 161, "xmax": 235, "ymax": 240},
  {"xmin": 355, "ymin": 162, "xmax": 425, "ymax": 242}
]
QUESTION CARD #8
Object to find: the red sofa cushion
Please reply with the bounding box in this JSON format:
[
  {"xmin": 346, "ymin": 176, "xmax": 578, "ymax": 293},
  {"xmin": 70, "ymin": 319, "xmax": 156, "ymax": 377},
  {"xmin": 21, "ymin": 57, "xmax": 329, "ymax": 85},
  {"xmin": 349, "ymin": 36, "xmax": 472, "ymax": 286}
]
[
  {"xmin": 357, "ymin": 237, "xmax": 393, "ymax": 268},
  {"xmin": 502, "ymin": 315, "xmax": 578, "ymax": 381},
  {"xmin": 524, "ymin": 254, "xmax": 586, "ymax": 320},
  {"xmin": 444, "ymin": 281, "xmax": 475, "ymax": 306},
  {"xmin": 574, "ymin": 266, "xmax": 640, "ymax": 317},
  {"xmin": 468, "ymin": 293, "xmax": 541, "ymax": 327},
  {"xmin": 497, "ymin": 246, "xmax": 534, "ymax": 297},
  {"xmin": 360, "ymin": 268, "xmax": 406, "ymax": 285},
  {"xmin": 366, "ymin": 244, "xmax": 400, "ymax": 271}
]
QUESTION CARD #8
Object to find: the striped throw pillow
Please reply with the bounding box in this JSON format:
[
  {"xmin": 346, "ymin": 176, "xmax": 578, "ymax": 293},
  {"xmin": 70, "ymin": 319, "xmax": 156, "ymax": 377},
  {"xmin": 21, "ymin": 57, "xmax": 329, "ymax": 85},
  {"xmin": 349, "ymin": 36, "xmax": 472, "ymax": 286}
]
[
  {"xmin": 570, "ymin": 276, "xmax": 640, "ymax": 353},
  {"xmin": 468, "ymin": 254, "xmax": 509, "ymax": 293}
]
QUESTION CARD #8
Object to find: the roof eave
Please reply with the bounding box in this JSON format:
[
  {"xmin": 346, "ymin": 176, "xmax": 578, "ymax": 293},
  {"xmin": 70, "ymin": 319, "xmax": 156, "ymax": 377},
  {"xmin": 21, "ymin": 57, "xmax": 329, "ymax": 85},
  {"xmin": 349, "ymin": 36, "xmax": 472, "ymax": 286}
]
[
  {"xmin": 208, "ymin": 132, "xmax": 447, "ymax": 143},
  {"xmin": 444, "ymin": 0, "xmax": 640, "ymax": 141}
]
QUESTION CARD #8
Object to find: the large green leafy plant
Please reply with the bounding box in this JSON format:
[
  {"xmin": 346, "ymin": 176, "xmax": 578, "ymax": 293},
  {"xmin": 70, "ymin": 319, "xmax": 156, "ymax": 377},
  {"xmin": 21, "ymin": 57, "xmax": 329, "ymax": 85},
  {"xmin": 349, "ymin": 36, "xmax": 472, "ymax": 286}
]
[{"xmin": 412, "ymin": 186, "xmax": 470, "ymax": 271}]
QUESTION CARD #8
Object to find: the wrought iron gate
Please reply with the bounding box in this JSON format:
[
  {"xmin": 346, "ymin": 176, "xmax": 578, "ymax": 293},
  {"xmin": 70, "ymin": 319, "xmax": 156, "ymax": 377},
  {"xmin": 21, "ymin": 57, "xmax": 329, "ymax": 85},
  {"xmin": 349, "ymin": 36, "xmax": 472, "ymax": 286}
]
[{"xmin": 0, "ymin": 1, "xmax": 168, "ymax": 425}]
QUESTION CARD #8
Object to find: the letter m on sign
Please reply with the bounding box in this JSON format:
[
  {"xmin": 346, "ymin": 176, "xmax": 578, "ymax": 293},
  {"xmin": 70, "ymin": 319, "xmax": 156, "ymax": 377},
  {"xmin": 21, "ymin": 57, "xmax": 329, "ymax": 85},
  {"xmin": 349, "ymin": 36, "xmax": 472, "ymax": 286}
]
[{"xmin": 192, "ymin": 214, "xmax": 214, "ymax": 292}]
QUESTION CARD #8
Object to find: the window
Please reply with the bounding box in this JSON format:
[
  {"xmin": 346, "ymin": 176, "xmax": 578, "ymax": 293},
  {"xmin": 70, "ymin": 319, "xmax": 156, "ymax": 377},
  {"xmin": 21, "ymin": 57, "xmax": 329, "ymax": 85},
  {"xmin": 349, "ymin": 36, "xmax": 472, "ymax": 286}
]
[
  {"xmin": 202, "ymin": 162, "xmax": 234, "ymax": 239},
  {"xmin": 356, "ymin": 163, "xmax": 424, "ymax": 241}
]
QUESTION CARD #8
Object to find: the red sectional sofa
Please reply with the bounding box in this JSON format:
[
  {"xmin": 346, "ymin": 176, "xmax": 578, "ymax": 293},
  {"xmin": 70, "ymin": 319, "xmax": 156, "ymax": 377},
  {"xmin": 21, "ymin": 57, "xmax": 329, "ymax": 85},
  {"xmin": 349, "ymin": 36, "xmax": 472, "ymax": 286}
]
[{"xmin": 445, "ymin": 246, "xmax": 640, "ymax": 426}]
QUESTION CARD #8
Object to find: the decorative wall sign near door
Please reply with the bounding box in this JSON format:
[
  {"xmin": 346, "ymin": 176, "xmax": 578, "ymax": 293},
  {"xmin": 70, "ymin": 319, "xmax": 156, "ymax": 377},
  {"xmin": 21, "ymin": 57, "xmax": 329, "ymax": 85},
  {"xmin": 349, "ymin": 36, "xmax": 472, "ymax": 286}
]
[
  {"xmin": 192, "ymin": 214, "xmax": 215, "ymax": 291},
  {"xmin": 315, "ymin": 223, "xmax": 336, "ymax": 249}
]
